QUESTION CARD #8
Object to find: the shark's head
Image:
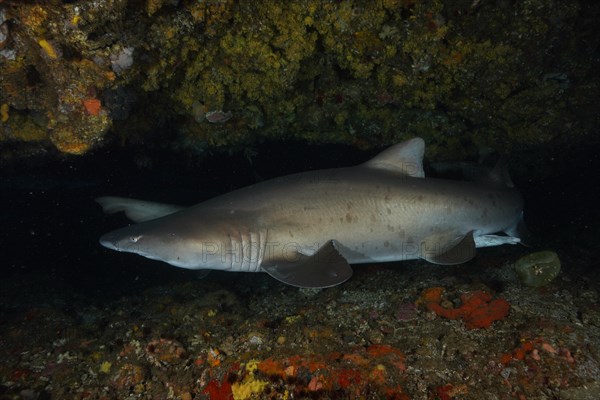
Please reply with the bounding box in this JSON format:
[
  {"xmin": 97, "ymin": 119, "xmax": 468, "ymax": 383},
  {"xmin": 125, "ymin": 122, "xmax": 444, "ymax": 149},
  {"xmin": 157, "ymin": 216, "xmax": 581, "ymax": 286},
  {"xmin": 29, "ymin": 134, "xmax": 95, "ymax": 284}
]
[{"xmin": 99, "ymin": 215, "xmax": 239, "ymax": 270}]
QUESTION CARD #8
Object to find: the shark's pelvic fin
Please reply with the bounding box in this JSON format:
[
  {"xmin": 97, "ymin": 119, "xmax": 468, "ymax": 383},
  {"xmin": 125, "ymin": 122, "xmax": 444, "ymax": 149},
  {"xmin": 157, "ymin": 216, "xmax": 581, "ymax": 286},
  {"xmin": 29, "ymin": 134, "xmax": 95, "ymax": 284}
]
[
  {"xmin": 96, "ymin": 196, "xmax": 185, "ymax": 223},
  {"xmin": 474, "ymin": 235, "xmax": 520, "ymax": 247},
  {"xmin": 421, "ymin": 231, "xmax": 476, "ymax": 265},
  {"xmin": 261, "ymin": 240, "xmax": 353, "ymax": 288},
  {"xmin": 362, "ymin": 137, "xmax": 425, "ymax": 178}
]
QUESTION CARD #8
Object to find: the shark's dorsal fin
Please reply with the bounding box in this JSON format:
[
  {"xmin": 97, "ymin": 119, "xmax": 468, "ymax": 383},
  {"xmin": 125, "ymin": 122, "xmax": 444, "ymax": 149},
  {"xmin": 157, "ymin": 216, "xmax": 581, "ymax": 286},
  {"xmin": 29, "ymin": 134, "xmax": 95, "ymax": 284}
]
[
  {"xmin": 261, "ymin": 240, "xmax": 353, "ymax": 288},
  {"xmin": 363, "ymin": 137, "xmax": 425, "ymax": 178},
  {"xmin": 96, "ymin": 196, "xmax": 185, "ymax": 223}
]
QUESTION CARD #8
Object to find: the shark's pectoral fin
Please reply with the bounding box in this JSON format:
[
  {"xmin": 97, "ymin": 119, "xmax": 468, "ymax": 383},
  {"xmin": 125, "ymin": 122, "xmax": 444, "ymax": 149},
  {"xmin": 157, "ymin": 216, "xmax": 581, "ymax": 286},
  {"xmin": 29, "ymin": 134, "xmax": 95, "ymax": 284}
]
[
  {"xmin": 96, "ymin": 196, "xmax": 185, "ymax": 222},
  {"xmin": 421, "ymin": 231, "xmax": 476, "ymax": 265},
  {"xmin": 261, "ymin": 240, "xmax": 353, "ymax": 288}
]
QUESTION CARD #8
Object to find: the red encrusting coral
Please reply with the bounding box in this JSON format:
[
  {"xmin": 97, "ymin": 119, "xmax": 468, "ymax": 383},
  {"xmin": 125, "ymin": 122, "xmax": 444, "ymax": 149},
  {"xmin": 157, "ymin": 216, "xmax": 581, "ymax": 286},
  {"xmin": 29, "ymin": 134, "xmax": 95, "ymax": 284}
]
[
  {"xmin": 500, "ymin": 340, "xmax": 537, "ymax": 364},
  {"xmin": 193, "ymin": 344, "xmax": 408, "ymax": 398},
  {"xmin": 500, "ymin": 337, "xmax": 576, "ymax": 366},
  {"xmin": 424, "ymin": 289, "xmax": 510, "ymax": 329},
  {"xmin": 419, "ymin": 286, "xmax": 445, "ymax": 304},
  {"xmin": 251, "ymin": 344, "xmax": 407, "ymax": 396},
  {"xmin": 82, "ymin": 98, "xmax": 102, "ymax": 116},
  {"xmin": 202, "ymin": 379, "xmax": 232, "ymax": 400}
]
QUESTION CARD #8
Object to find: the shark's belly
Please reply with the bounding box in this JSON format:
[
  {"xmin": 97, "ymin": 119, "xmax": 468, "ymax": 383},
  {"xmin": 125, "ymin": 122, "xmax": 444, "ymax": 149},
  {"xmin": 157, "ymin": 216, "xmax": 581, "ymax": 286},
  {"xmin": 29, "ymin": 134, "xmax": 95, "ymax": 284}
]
[
  {"xmin": 268, "ymin": 225, "xmax": 428, "ymax": 265},
  {"xmin": 265, "ymin": 208, "xmax": 463, "ymax": 265},
  {"xmin": 262, "ymin": 192, "xmax": 513, "ymax": 265},
  {"xmin": 242, "ymin": 170, "xmax": 522, "ymax": 267}
]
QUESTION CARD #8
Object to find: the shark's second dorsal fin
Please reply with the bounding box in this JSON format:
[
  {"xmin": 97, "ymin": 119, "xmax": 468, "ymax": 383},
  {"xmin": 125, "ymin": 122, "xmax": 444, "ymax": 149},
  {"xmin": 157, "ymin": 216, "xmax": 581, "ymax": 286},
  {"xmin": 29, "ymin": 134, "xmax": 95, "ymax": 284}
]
[
  {"xmin": 363, "ymin": 137, "xmax": 425, "ymax": 178},
  {"xmin": 484, "ymin": 157, "xmax": 514, "ymax": 188}
]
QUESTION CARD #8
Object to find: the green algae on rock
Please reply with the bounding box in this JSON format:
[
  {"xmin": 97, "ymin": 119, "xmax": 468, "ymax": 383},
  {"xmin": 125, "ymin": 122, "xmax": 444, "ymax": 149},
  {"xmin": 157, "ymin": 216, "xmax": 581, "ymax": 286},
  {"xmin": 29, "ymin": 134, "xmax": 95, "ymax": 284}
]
[
  {"xmin": 514, "ymin": 251, "xmax": 561, "ymax": 288},
  {"xmin": 0, "ymin": 0, "xmax": 598, "ymax": 158}
]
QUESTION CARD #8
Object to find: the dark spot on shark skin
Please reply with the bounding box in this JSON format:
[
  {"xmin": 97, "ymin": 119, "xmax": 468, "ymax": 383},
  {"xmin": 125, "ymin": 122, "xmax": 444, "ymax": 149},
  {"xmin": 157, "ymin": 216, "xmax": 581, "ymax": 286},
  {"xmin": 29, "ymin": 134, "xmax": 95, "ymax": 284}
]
[
  {"xmin": 370, "ymin": 214, "xmax": 377, "ymax": 223},
  {"xmin": 347, "ymin": 202, "xmax": 353, "ymax": 210},
  {"xmin": 384, "ymin": 241, "xmax": 390, "ymax": 247},
  {"xmin": 387, "ymin": 208, "xmax": 392, "ymax": 215},
  {"xmin": 346, "ymin": 213, "xmax": 352, "ymax": 223}
]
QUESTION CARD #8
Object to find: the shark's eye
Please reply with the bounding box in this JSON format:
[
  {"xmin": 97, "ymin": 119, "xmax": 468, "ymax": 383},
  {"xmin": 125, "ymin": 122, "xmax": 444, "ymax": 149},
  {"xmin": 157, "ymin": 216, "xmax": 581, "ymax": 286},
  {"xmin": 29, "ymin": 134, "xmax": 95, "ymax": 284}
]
[{"xmin": 129, "ymin": 235, "xmax": 143, "ymax": 243}]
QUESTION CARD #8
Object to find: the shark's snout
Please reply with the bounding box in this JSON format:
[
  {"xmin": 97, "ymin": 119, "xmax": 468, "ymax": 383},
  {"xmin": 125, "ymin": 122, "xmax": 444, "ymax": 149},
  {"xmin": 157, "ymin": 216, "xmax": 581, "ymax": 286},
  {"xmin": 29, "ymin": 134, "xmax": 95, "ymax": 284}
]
[
  {"xmin": 99, "ymin": 226, "xmax": 188, "ymax": 266},
  {"xmin": 100, "ymin": 226, "xmax": 148, "ymax": 254},
  {"xmin": 99, "ymin": 232, "xmax": 120, "ymax": 250},
  {"xmin": 99, "ymin": 228, "xmax": 144, "ymax": 252}
]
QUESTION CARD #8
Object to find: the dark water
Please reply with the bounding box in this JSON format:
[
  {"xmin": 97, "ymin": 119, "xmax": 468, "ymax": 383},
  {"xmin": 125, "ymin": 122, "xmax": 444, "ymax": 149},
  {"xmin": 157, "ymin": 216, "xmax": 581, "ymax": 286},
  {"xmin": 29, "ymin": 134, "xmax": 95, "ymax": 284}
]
[
  {"xmin": 1, "ymin": 141, "xmax": 599, "ymax": 309},
  {"xmin": 0, "ymin": 142, "xmax": 367, "ymax": 307}
]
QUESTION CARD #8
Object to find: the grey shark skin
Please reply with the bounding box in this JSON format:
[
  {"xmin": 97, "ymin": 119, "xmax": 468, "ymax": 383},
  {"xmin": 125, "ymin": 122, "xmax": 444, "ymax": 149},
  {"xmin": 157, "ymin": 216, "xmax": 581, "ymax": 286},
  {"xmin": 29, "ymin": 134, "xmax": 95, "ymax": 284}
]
[{"xmin": 98, "ymin": 138, "xmax": 527, "ymax": 288}]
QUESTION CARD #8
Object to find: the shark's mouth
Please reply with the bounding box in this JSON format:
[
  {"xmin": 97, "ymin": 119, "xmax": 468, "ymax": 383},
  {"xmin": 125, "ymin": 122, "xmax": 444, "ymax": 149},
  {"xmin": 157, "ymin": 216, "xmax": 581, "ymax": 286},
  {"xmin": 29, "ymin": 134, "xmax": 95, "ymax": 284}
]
[{"xmin": 99, "ymin": 235, "xmax": 119, "ymax": 251}]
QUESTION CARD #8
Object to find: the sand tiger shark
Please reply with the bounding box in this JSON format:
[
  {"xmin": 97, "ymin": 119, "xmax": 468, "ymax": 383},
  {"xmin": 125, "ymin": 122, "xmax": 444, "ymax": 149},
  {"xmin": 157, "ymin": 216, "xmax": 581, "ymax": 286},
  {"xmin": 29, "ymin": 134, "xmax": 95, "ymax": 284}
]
[{"xmin": 97, "ymin": 138, "xmax": 527, "ymax": 288}]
